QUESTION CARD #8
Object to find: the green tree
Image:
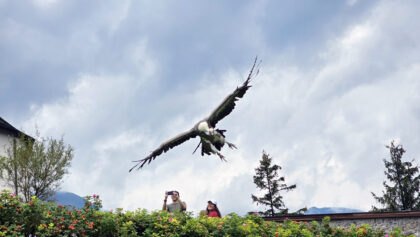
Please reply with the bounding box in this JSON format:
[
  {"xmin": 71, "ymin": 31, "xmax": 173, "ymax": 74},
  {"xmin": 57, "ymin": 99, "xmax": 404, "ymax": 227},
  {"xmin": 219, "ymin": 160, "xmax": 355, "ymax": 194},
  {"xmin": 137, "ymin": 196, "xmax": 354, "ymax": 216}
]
[
  {"xmin": 0, "ymin": 131, "xmax": 73, "ymax": 202},
  {"xmin": 371, "ymin": 141, "xmax": 420, "ymax": 211},
  {"xmin": 251, "ymin": 151, "xmax": 297, "ymax": 217}
]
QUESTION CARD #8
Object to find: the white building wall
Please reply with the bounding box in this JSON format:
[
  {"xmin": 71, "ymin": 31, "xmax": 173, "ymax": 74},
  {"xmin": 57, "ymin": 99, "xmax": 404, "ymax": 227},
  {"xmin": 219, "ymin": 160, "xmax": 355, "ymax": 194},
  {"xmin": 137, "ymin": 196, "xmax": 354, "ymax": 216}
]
[
  {"xmin": 0, "ymin": 132, "xmax": 13, "ymax": 191},
  {"xmin": 0, "ymin": 132, "xmax": 12, "ymax": 157}
]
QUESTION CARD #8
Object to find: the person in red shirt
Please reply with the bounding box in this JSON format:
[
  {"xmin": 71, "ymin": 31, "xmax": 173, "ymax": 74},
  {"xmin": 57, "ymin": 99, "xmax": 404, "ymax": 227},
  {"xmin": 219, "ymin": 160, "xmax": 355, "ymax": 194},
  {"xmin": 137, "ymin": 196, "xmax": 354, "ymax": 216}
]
[{"xmin": 206, "ymin": 200, "xmax": 221, "ymax": 217}]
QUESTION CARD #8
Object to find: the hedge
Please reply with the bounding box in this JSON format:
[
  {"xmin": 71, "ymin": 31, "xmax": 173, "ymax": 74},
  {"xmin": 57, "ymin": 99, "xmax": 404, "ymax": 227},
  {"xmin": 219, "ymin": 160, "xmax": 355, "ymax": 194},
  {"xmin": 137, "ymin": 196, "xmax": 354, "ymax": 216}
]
[{"xmin": 0, "ymin": 190, "xmax": 413, "ymax": 236}]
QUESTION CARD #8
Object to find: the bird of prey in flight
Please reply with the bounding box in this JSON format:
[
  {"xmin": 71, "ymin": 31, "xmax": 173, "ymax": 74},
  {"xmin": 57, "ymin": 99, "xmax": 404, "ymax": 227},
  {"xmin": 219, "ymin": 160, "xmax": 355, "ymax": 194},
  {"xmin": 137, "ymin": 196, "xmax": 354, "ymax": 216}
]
[{"xmin": 129, "ymin": 58, "xmax": 260, "ymax": 171}]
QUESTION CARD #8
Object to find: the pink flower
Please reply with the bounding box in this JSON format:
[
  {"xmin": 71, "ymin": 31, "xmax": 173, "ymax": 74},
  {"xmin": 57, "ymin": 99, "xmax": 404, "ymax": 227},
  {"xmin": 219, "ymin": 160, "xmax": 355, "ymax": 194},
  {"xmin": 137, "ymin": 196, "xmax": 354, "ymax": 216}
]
[
  {"xmin": 92, "ymin": 194, "xmax": 96, "ymax": 198},
  {"xmin": 243, "ymin": 223, "xmax": 247, "ymax": 226},
  {"xmin": 169, "ymin": 218, "xmax": 173, "ymax": 222},
  {"xmin": 109, "ymin": 209, "xmax": 113, "ymax": 213},
  {"xmin": 285, "ymin": 217, "xmax": 289, "ymax": 220},
  {"xmin": 253, "ymin": 212, "xmax": 258, "ymax": 215},
  {"xmin": 156, "ymin": 216, "xmax": 161, "ymax": 219}
]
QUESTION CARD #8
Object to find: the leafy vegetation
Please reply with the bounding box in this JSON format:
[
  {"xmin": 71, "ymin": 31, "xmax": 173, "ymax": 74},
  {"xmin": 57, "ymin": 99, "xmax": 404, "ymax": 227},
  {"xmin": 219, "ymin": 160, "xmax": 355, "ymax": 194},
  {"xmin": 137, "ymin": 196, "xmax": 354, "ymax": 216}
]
[
  {"xmin": 0, "ymin": 190, "xmax": 412, "ymax": 237},
  {"xmin": 0, "ymin": 131, "xmax": 73, "ymax": 202}
]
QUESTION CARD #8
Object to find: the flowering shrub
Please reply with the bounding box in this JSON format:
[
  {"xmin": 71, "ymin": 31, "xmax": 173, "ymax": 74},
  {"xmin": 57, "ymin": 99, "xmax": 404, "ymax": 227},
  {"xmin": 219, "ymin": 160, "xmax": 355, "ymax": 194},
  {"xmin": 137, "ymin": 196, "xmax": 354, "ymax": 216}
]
[{"xmin": 0, "ymin": 190, "xmax": 414, "ymax": 236}]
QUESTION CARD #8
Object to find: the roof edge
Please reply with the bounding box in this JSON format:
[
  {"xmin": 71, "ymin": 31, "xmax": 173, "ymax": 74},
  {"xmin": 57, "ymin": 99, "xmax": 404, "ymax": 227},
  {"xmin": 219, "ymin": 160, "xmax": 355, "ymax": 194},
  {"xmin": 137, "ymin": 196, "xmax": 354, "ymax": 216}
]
[{"xmin": 262, "ymin": 210, "xmax": 420, "ymax": 222}]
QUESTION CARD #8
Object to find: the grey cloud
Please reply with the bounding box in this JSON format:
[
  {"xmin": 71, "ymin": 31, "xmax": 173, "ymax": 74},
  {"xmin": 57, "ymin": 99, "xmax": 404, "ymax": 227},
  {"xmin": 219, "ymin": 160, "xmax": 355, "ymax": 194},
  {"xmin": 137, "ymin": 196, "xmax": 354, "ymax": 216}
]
[{"xmin": 0, "ymin": 0, "xmax": 377, "ymax": 115}]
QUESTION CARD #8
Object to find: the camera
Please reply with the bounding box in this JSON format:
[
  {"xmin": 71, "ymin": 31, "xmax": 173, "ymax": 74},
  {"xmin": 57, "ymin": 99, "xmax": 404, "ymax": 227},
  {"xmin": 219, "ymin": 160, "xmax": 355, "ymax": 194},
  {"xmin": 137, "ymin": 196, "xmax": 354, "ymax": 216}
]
[{"xmin": 167, "ymin": 191, "xmax": 174, "ymax": 195}]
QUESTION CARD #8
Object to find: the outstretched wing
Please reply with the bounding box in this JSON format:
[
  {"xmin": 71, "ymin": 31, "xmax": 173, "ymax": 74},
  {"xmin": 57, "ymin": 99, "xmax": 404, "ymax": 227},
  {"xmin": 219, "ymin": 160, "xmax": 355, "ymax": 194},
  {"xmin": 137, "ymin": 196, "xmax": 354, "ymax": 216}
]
[
  {"xmin": 207, "ymin": 57, "xmax": 260, "ymax": 127},
  {"xmin": 129, "ymin": 129, "xmax": 198, "ymax": 171}
]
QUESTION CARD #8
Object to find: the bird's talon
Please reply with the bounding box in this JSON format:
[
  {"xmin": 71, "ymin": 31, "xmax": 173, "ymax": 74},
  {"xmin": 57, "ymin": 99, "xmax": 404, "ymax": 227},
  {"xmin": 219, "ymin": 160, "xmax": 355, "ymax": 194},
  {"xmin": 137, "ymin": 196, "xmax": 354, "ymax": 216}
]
[{"xmin": 227, "ymin": 142, "xmax": 237, "ymax": 149}]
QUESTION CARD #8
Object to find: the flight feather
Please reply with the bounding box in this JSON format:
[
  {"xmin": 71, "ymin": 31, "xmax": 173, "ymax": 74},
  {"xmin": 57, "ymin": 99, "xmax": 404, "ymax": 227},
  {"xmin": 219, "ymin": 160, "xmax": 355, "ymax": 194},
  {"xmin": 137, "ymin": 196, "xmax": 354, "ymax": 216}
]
[{"xmin": 129, "ymin": 129, "xmax": 197, "ymax": 171}]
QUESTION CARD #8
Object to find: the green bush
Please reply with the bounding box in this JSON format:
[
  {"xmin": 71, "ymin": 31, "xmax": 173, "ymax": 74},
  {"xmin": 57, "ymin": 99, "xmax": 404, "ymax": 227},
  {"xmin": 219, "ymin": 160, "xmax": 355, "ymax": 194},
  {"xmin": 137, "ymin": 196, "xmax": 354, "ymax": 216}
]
[{"xmin": 0, "ymin": 190, "xmax": 414, "ymax": 236}]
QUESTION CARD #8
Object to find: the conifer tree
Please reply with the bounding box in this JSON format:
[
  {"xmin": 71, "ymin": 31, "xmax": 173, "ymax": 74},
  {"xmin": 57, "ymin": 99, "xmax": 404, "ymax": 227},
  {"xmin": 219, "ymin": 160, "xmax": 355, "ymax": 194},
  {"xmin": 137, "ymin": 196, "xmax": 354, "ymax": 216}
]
[
  {"xmin": 371, "ymin": 141, "xmax": 420, "ymax": 211},
  {"xmin": 252, "ymin": 151, "xmax": 296, "ymax": 216}
]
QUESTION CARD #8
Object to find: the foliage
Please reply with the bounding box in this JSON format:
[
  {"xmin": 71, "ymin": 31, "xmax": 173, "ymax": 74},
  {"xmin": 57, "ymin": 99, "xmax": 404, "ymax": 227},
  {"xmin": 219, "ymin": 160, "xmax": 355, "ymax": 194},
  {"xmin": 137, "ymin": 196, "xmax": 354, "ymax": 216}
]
[
  {"xmin": 252, "ymin": 151, "xmax": 299, "ymax": 217},
  {"xmin": 0, "ymin": 190, "xmax": 413, "ymax": 236},
  {"xmin": 371, "ymin": 141, "xmax": 420, "ymax": 211},
  {"xmin": 0, "ymin": 131, "xmax": 73, "ymax": 202}
]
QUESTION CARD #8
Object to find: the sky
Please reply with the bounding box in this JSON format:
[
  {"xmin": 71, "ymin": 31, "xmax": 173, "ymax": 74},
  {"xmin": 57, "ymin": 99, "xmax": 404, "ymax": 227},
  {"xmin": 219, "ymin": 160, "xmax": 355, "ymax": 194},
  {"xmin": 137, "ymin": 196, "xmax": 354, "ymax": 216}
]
[{"xmin": 1, "ymin": 0, "xmax": 420, "ymax": 215}]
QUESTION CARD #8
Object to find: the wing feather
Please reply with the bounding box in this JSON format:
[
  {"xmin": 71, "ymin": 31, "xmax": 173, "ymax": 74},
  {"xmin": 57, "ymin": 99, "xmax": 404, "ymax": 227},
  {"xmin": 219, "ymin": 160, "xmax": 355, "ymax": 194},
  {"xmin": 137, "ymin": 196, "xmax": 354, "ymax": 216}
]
[
  {"xmin": 207, "ymin": 57, "xmax": 260, "ymax": 127},
  {"xmin": 129, "ymin": 129, "xmax": 198, "ymax": 171}
]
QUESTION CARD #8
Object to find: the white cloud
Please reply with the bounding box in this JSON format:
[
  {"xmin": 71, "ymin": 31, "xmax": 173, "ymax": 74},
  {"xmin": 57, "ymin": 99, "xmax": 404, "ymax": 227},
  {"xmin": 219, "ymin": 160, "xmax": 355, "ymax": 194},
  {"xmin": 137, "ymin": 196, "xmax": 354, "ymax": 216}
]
[
  {"xmin": 32, "ymin": 0, "xmax": 60, "ymax": 9},
  {"xmin": 25, "ymin": 73, "xmax": 140, "ymax": 136},
  {"xmin": 241, "ymin": 0, "xmax": 420, "ymax": 212},
  {"xmin": 107, "ymin": 0, "xmax": 132, "ymax": 34},
  {"xmin": 346, "ymin": 0, "xmax": 358, "ymax": 6}
]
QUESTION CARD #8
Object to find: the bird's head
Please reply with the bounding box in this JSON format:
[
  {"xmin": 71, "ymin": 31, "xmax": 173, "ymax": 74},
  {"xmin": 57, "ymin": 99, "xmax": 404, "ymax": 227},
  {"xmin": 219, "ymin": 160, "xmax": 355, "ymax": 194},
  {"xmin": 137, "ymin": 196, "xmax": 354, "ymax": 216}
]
[{"xmin": 197, "ymin": 121, "xmax": 210, "ymax": 133}]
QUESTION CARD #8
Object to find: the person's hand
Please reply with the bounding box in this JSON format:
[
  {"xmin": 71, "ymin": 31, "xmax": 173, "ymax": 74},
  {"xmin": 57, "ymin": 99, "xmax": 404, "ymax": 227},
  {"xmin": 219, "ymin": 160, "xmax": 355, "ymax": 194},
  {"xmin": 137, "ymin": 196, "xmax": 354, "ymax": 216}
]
[{"xmin": 164, "ymin": 191, "xmax": 168, "ymax": 199}]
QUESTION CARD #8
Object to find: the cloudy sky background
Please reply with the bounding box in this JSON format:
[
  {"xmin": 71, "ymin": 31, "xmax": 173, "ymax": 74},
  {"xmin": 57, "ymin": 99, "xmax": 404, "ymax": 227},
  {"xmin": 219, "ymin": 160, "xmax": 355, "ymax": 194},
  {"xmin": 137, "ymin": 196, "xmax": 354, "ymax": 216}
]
[{"xmin": 1, "ymin": 0, "xmax": 420, "ymax": 215}]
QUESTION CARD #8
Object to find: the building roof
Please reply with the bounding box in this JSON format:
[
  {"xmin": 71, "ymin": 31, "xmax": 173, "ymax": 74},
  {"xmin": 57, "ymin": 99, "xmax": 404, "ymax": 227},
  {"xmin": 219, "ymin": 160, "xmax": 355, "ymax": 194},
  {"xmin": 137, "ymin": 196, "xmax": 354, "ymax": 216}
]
[
  {"xmin": 262, "ymin": 210, "xmax": 420, "ymax": 222},
  {"xmin": 0, "ymin": 117, "xmax": 33, "ymax": 139}
]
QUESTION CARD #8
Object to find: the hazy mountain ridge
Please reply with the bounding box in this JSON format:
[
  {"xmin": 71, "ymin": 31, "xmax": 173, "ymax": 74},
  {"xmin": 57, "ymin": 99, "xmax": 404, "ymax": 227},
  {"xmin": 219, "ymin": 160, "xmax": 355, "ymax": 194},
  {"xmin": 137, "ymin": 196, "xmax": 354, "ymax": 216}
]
[
  {"xmin": 305, "ymin": 206, "xmax": 363, "ymax": 215},
  {"xmin": 49, "ymin": 191, "xmax": 85, "ymax": 209}
]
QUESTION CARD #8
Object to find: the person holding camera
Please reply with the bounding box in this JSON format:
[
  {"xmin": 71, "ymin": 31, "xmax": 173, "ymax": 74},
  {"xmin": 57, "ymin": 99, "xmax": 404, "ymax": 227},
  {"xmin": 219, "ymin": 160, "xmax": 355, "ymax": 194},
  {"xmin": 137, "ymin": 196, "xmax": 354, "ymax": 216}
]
[{"xmin": 163, "ymin": 190, "xmax": 187, "ymax": 212}]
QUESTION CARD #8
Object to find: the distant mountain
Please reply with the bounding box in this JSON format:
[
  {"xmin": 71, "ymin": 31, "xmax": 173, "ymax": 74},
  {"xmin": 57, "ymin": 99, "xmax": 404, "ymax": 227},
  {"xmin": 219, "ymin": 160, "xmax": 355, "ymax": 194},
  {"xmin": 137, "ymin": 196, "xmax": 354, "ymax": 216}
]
[
  {"xmin": 49, "ymin": 191, "xmax": 85, "ymax": 209},
  {"xmin": 305, "ymin": 207, "xmax": 363, "ymax": 215}
]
